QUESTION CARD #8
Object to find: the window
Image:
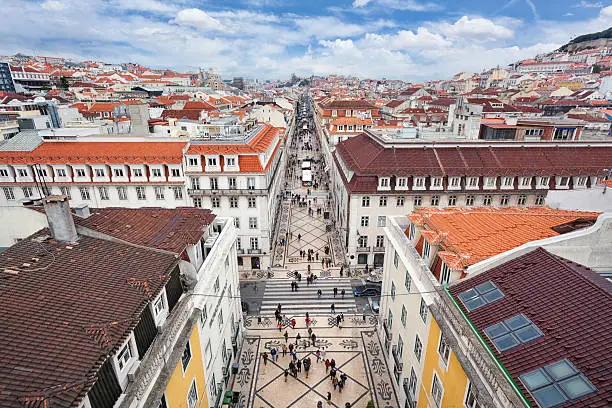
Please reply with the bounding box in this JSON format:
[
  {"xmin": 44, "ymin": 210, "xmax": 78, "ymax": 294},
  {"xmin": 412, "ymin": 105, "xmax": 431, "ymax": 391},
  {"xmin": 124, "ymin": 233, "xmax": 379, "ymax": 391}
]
[
  {"xmin": 414, "ymin": 335, "xmax": 422, "ymax": 361},
  {"xmin": 117, "ymin": 343, "xmax": 132, "ymax": 371},
  {"xmin": 152, "ymin": 168, "xmax": 162, "ymax": 178},
  {"xmin": 234, "ymin": 218, "xmax": 240, "ymax": 229},
  {"xmin": 209, "ymin": 177, "xmax": 218, "ymax": 190},
  {"xmin": 466, "ymin": 195, "xmax": 475, "ymax": 206},
  {"xmin": 153, "ymin": 294, "xmax": 166, "ymax": 317},
  {"xmin": 230, "ymin": 197, "xmax": 238, "ymax": 208},
  {"xmin": 438, "ymin": 334, "xmax": 451, "ymax": 366},
  {"xmin": 553, "ymin": 128, "xmax": 574, "ymax": 140},
  {"xmin": 414, "ymin": 177, "xmax": 425, "ymax": 188},
  {"xmin": 397, "ymin": 178, "xmax": 407, "ymax": 188},
  {"xmin": 187, "ymin": 379, "xmax": 198, "ymax": 408},
  {"xmin": 387, "ymin": 309, "xmax": 393, "ymax": 331},
  {"xmin": 247, "ymin": 177, "xmax": 256, "ymax": 189},
  {"xmin": 465, "ymin": 382, "xmax": 480, "ymax": 408},
  {"xmin": 207, "ymin": 157, "xmax": 218, "ymax": 167},
  {"xmin": 211, "ymin": 197, "xmax": 220, "ymax": 208},
  {"xmin": 95, "ymin": 168, "xmax": 105, "ymax": 177},
  {"xmin": 396, "ymin": 196, "xmax": 405, "ymax": 206},
  {"xmin": 332, "ymin": 110, "xmax": 337, "ymax": 117},
  {"xmin": 448, "ymin": 195, "xmax": 456, "ymax": 206},
  {"xmin": 60, "ymin": 186, "xmax": 71, "ymax": 199},
  {"xmin": 407, "ymin": 368, "xmax": 418, "ymax": 398},
  {"xmin": 525, "ymin": 128, "xmax": 543, "ymax": 136},
  {"xmin": 391, "ymin": 282, "xmax": 396, "ymax": 301},
  {"xmin": 440, "ymin": 263, "xmax": 451, "ymax": 285},
  {"xmin": 56, "ymin": 168, "xmax": 66, "ymax": 177},
  {"xmin": 423, "ymin": 241, "xmax": 430, "ymax": 260},
  {"xmin": 468, "ymin": 177, "xmax": 478, "ymax": 187},
  {"xmin": 458, "ymin": 281, "xmax": 505, "ymax": 311},
  {"xmin": 228, "ymin": 177, "xmax": 237, "ymax": 189},
  {"xmin": 358, "ymin": 236, "xmax": 368, "ymax": 248},
  {"xmin": 337, "ymin": 125, "xmax": 344, "ymax": 131},
  {"xmin": 431, "ymin": 195, "xmax": 440, "ymax": 206},
  {"xmin": 362, "ymin": 196, "xmax": 370, "ymax": 207},
  {"xmin": 377, "ymin": 216, "xmax": 386, "ymax": 227},
  {"xmin": 500, "ymin": 195, "xmax": 509, "ymax": 206},
  {"xmin": 484, "ymin": 177, "xmax": 495, "ymax": 187},
  {"xmin": 193, "ymin": 197, "xmax": 202, "ymax": 208},
  {"xmin": 521, "ymin": 177, "xmax": 532, "ymax": 187},
  {"xmin": 250, "ymin": 237, "xmax": 259, "ymax": 249},
  {"xmin": 405, "ymin": 269, "xmax": 411, "ymax": 291},
  {"xmin": 535, "ymin": 194, "xmax": 546, "ymax": 206},
  {"xmin": 136, "ymin": 186, "xmax": 146, "ymax": 200},
  {"xmin": 432, "ymin": 177, "xmax": 442, "ymax": 187},
  {"xmin": 249, "ymin": 217, "xmax": 258, "ymax": 229},
  {"xmin": 188, "ymin": 157, "xmax": 198, "ymax": 166},
  {"xmin": 483, "ymin": 195, "xmax": 492, "ymax": 206},
  {"xmin": 518, "ymin": 194, "xmax": 527, "ymax": 206},
  {"xmin": 376, "ymin": 235, "xmax": 384, "ymax": 248},
  {"xmin": 79, "ymin": 187, "xmax": 90, "ymax": 200},
  {"xmin": 181, "ymin": 341, "xmax": 192, "ymax": 371},
  {"xmin": 75, "ymin": 168, "xmax": 86, "ymax": 178},
  {"xmin": 3, "ymin": 187, "xmax": 15, "ymax": 200},
  {"xmin": 539, "ymin": 176, "xmax": 549, "ymax": 187},
  {"xmin": 117, "ymin": 187, "xmax": 128, "ymax": 200},
  {"xmin": 360, "ymin": 216, "xmax": 369, "ymax": 227},
  {"xmin": 99, "ymin": 187, "xmax": 109, "ymax": 200},
  {"xmin": 190, "ymin": 177, "xmax": 200, "ymax": 190},
  {"xmin": 401, "ymin": 305, "xmax": 407, "ymax": 327},
  {"xmin": 22, "ymin": 186, "xmax": 33, "ymax": 198},
  {"xmin": 413, "ymin": 196, "xmax": 422, "ymax": 206},
  {"xmin": 171, "ymin": 168, "xmax": 181, "ymax": 177},
  {"xmin": 155, "ymin": 186, "xmax": 165, "ymax": 200},
  {"xmin": 558, "ymin": 177, "xmax": 569, "ymax": 187},
  {"xmin": 173, "ymin": 187, "xmax": 183, "ymax": 200},
  {"xmin": 576, "ymin": 176, "xmax": 587, "ymax": 187},
  {"xmin": 431, "ymin": 373, "xmax": 444, "ymax": 407},
  {"xmin": 226, "ymin": 157, "xmax": 236, "ymax": 166},
  {"xmin": 17, "ymin": 169, "xmax": 27, "ymax": 177},
  {"xmin": 484, "ymin": 314, "xmax": 543, "ymax": 352},
  {"xmin": 248, "ymin": 197, "xmax": 256, "ymax": 208},
  {"xmin": 379, "ymin": 196, "xmax": 387, "ymax": 206},
  {"xmin": 520, "ymin": 359, "xmax": 596, "ymax": 408},
  {"xmin": 503, "ymin": 177, "xmax": 513, "ymax": 187},
  {"xmin": 0, "ymin": 169, "xmax": 7, "ymax": 177},
  {"xmin": 132, "ymin": 168, "xmax": 143, "ymax": 177},
  {"xmin": 419, "ymin": 298, "xmax": 428, "ymax": 323}
]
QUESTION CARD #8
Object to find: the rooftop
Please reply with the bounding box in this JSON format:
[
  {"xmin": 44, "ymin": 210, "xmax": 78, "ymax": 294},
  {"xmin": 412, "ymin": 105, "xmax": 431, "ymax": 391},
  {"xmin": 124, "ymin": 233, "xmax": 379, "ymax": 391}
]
[{"xmin": 450, "ymin": 248, "xmax": 612, "ymax": 408}]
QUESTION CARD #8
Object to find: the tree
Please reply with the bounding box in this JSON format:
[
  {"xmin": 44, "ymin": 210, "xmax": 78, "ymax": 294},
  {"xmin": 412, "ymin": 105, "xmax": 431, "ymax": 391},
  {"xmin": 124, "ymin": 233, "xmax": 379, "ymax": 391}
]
[
  {"xmin": 59, "ymin": 76, "xmax": 69, "ymax": 90},
  {"xmin": 593, "ymin": 64, "xmax": 602, "ymax": 74}
]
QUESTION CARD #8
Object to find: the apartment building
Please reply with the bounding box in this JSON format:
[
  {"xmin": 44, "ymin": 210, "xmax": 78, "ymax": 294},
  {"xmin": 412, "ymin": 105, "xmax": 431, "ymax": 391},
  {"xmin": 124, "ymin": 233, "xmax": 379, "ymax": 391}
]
[
  {"xmin": 185, "ymin": 123, "xmax": 286, "ymax": 270},
  {"xmin": 379, "ymin": 210, "xmax": 611, "ymax": 408},
  {"xmin": 0, "ymin": 198, "xmax": 243, "ymax": 408},
  {"xmin": 330, "ymin": 129, "xmax": 612, "ymax": 267},
  {"xmin": 315, "ymin": 99, "xmax": 380, "ymax": 126}
]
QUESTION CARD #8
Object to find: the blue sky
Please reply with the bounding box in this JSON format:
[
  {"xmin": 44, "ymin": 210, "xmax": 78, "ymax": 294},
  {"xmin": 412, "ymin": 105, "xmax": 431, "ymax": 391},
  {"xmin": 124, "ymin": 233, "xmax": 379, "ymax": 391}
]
[{"xmin": 2, "ymin": 0, "xmax": 611, "ymax": 81}]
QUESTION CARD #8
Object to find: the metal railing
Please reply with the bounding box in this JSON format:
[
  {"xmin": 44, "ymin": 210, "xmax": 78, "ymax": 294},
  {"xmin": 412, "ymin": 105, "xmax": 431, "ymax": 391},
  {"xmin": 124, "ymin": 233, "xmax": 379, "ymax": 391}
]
[
  {"xmin": 356, "ymin": 246, "xmax": 371, "ymax": 253},
  {"xmin": 373, "ymin": 246, "xmax": 385, "ymax": 252},
  {"xmin": 187, "ymin": 188, "xmax": 268, "ymax": 196}
]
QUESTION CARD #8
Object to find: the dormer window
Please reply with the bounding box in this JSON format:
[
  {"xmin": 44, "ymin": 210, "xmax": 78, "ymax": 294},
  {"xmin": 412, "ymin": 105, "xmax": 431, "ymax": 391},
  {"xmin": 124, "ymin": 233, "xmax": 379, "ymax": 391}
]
[
  {"xmin": 503, "ymin": 177, "xmax": 513, "ymax": 187},
  {"xmin": 449, "ymin": 177, "xmax": 460, "ymax": 188},
  {"xmin": 152, "ymin": 168, "xmax": 162, "ymax": 178},
  {"xmin": 207, "ymin": 158, "xmax": 217, "ymax": 166},
  {"xmin": 75, "ymin": 169, "xmax": 86, "ymax": 177},
  {"xmin": 557, "ymin": 176, "xmax": 570, "ymax": 188},
  {"xmin": 538, "ymin": 176, "xmax": 549, "ymax": 187},
  {"xmin": 132, "ymin": 168, "xmax": 143, "ymax": 177},
  {"xmin": 116, "ymin": 342, "xmax": 133, "ymax": 371},
  {"xmin": 490, "ymin": 102, "xmax": 504, "ymax": 108},
  {"xmin": 484, "ymin": 177, "xmax": 496, "ymax": 188},
  {"xmin": 332, "ymin": 110, "xmax": 337, "ymax": 117},
  {"xmin": 56, "ymin": 168, "xmax": 66, "ymax": 177},
  {"xmin": 379, "ymin": 177, "xmax": 389, "ymax": 188},
  {"xmin": 171, "ymin": 168, "xmax": 181, "ymax": 177},
  {"xmin": 346, "ymin": 110, "xmax": 351, "ymax": 116},
  {"xmin": 337, "ymin": 125, "xmax": 344, "ymax": 131},
  {"xmin": 520, "ymin": 177, "xmax": 532, "ymax": 187},
  {"xmin": 226, "ymin": 157, "xmax": 236, "ymax": 166},
  {"xmin": 468, "ymin": 177, "xmax": 478, "ymax": 187},
  {"xmin": 575, "ymin": 176, "xmax": 587, "ymax": 187},
  {"xmin": 188, "ymin": 157, "xmax": 199, "ymax": 166},
  {"xmin": 414, "ymin": 177, "xmax": 425, "ymax": 188},
  {"xmin": 113, "ymin": 168, "xmax": 124, "ymax": 177},
  {"xmin": 431, "ymin": 177, "xmax": 442, "ymax": 188},
  {"xmin": 397, "ymin": 178, "xmax": 407, "ymax": 188},
  {"xmin": 95, "ymin": 168, "xmax": 105, "ymax": 177}
]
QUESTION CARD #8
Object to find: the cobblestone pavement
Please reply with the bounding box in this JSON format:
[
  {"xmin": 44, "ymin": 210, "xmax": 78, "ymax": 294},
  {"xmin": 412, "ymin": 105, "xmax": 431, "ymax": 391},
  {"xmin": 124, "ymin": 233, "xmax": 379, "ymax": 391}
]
[{"xmin": 233, "ymin": 317, "xmax": 399, "ymax": 408}]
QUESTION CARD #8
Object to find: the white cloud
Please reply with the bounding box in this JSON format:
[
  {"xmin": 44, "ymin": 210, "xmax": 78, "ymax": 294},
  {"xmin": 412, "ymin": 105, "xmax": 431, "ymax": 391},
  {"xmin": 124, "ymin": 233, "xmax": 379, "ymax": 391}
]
[
  {"xmin": 575, "ymin": 0, "xmax": 603, "ymax": 8},
  {"xmin": 353, "ymin": 0, "xmax": 441, "ymax": 11},
  {"xmin": 295, "ymin": 16, "xmax": 367, "ymax": 39},
  {"xmin": 41, "ymin": 1, "xmax": 66, "ymax": 11},
  {"xmin": 352, "ymin": 0, "xmax": 372, "ymax": 7},
  {"xmin": 362, "ymin": 28, "xmax": 451, "ymax": 50},
  {"xmin": 172, "ymin": 9, "xmax": 225, "ymax": 32},
  {"xmin": 109, "ymin": 0, "xmax": 178, "ymax": 14},
  {"xmin": 432, "ymin": 16, "xmax": 515, "ymax": 42}
]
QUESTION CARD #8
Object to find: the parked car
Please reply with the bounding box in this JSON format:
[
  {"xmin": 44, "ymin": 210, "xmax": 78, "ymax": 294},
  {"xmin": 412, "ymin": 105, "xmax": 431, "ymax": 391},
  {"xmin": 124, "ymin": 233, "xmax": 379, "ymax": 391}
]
[{"xmin": 353, "ymin": 286, "xmax": 381, "ymax": 297}]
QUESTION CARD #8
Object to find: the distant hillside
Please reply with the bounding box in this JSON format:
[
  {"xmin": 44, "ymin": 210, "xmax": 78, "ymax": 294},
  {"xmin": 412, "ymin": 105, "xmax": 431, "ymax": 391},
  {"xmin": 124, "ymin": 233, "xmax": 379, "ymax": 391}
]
[{"xmin": 558, "ymin": 26, "xmax": 612, "ymax": 52}]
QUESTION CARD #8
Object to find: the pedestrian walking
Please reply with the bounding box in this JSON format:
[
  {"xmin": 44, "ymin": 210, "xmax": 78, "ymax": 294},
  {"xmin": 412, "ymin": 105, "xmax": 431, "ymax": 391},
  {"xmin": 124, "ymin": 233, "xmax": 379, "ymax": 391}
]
[
  {"xmin": 311, "ymin": 333, "xmax": 317, "ymax": 345},
  {"xmin": 291, "ymin": 318, "xmax": 296, "ymax": 328},
  {"xmin": 330, "ymin": 367, "xmax": 337, "ymax": 382},
  {"xmin": 345, "ymin": 403, "xmax": 351, "ymax": 408},
  {"xmin": 330, "ymin": 359, "xmax": 336, "ymax": 370},
  {"xmin": 304, "ymin": 357, "xmax": 311, "ymax": 378},
  {"xmin": 282, "ymin": 344, "xmax": 287, "ymax": 357},
  {"xmin": 327, "ymin": 392, "xmax": 332, "ymax": 405},
  {"xmin": 296, "ymin": 359, "xmax": 302, "ymax": 373},
  {"xmin": 318, "ymin": 401, "xmax": 323, "ymax": 408},
  {"xmin": 284, "ymin": 331, "xmax": 289, "ymax": 343},
  {"xmin": 325, "ymin": 359, "xmax": 330, "ymax": 373},
  {"xmin": 278, "ymin": 322, "xmax": 283, "ymax": 332},
  {"xmin": 321, "ymin": 347, "xmax": 327, "ymax": 361},
  {"xmin": 298, "ymin": 233, "xmax": 301, "ymax": 241},
  {"xmin": 333, "ymin": 287, "xmax": 338, "ymax": 297},
  {"xmin": 341, "ymin": 289, "xmax": 345, "ymax": 299},
  {"xmin": 262, "ymin": 352, "xmax": 268, "ymax": 366},
  {"xmin": 270, "ymin": 347, "xmax": 277, "ymax": 362},
  {"xmin": 316, "ymin": 349, "xmax": 321, "ymax": 362},
  {"xmin": 291, "ymin": 281, "xmax": 295, "ymax": 292},
  {"xmin": 331, "ymin": 303, "xmax": 335, "ymax": 313},
  {"xmin": 284, "ymin": 369, "xmax": 289, "ymax": 382},
  {"xmin": 317, "ymin": 289, "xmax": 322, "ymax": 298},
  {"xmin": 296, "ymin": 332, "xmax": 301, "ymax": 344},
  {"xmin": 277, "ymin": 303, "xmax": 282, "ymax": 313}
]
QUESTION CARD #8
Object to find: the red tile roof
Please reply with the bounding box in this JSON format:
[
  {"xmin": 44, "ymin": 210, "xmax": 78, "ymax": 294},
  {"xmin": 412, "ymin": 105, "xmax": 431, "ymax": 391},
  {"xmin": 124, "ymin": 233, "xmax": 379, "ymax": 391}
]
[
  {"xmin": 0, "ymin": 229, "xmax": 179, "ymax": 408},
  {"xmin": 321, "ymin": 99, "xmax": 376, "ymax": 110},
  {"xmin": 408, "ymin": 207, "xmax": 599, "ymax": 269},
  {"xmin": 74, "ymin": 207, "xmax": 215, "ymax": 253},
  {"xmin": 183, "ymin": 101, "xmax": 217, "ymax": 111},
  {"xmin": 449, "ymin": 248, "xmax": 612, "ymax": 408},
  {"xmin": 161, "ymin": 109, "xmax": 201, "ymax": 120},
  {"xmin": 0, "ymin": 141, "xmax": 186, "ymax": 165},
  {"xmin": 186, "ymin": 124, "xmax": 281, "ymax": 155}
]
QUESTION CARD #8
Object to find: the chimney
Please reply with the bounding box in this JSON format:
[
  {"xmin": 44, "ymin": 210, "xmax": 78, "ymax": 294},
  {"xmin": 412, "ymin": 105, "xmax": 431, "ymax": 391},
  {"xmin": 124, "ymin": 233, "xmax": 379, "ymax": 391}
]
[
  {"xmin": 73, "ymin": 204, "xmax": 91, "ymax": 219},
  {"xmin": 42, "ymin": 195, "xmax": 77, "ymax": 242}
]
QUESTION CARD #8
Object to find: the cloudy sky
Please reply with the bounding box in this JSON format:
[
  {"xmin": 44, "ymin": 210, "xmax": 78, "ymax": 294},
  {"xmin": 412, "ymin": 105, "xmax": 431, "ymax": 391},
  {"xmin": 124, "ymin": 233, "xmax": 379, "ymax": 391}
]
[{"xmin": 3, "ymin": 0, "xmax": 612, "ymax": 81}]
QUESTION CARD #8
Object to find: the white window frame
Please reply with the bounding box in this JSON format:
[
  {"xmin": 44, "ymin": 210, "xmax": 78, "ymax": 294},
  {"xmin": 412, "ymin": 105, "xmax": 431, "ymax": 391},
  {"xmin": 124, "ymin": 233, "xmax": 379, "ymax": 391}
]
[
  {"xmin": 467, "ymin": 177, "xmax": 479, "ymax": 189},
  {"xmin": 116, "ymin": 341, "xmax": 133, "ymax": 372},
  {"xmin": 155, "ymin": 186, "xmax": 165, "ymax": 200},
  {"xmin": 419, "ymin": 298, "xmax": 428, "ymax": 323},
  {"xmin": 362, "ymin": 196, "xmax": 370, "ymax": 207},
  {"xmin": 440, "ymin": 263, "xmax": 451, "ymax": 285},
  {"xmin": 413, "ymin": 177, "xmax": 425, "ymax": 190},
  {"xmin": 431, "ymin": 372, "xmax": 444, "ymax": 408},
  {"xmin": 377, "ymin": 216, "xmax": 386, "ymax": 227},
  {"xmin": 483, "ymin": 176, "xmax": 496, "ymax": 189},
  {"xmin": 448, "ymin": 176, "xmax": 461, "ymax": 190},
  {"xmin": 360, "ymin": 216, "xmax": 369, "ymax": 227},
  {"xmin": 438, "ymin": 334, "xmax": 451, "ymax": 368},
  {"xmin": 518, "ymin": 176, "xmax": 532, "ymax": 190},
  {"xmin": 396, "ymin": 177, "xmax": 408, "ymax": 190},
  {"xmin": 379, "ymin": 177, "xmax": 390, "ymax": 190},
  {"xmin": 537, "ymin": 176, "xmax": 550, "ymax": 189},
  {"xmin": 431, "ymin": 177, "xmax": 443, "ymax": 190},
  {"xmin": 187, "ymin": 378, "xmax": 198, "ymax": 408}
]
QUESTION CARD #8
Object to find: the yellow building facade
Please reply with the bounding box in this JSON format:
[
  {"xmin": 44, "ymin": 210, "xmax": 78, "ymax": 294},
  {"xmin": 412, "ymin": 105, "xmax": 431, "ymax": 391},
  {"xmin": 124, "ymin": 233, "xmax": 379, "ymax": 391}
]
[
  {"xmin": 418, "ymin": 317, "xmax": 474, "ymax": 408},
  {"xmin": 164, "ymin": 325, "xmax": 209, "ymax": 408}
]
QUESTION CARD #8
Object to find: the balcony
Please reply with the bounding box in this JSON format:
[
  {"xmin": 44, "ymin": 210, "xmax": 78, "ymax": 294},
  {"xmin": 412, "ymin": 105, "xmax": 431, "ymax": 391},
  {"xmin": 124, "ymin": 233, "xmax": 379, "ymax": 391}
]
[
  {"xmin": 373, "ymin": 246, "xmax": 385, "ymax": 252},
  {"xmin": 236, "ymin": 248, "xmax": 245, "ymax": 255},
  {"xmin": 247, "ymin": 248, "xmax": 262, "ymax": 254},
  {"xmin": 356, "ymin": 246, "xmax": 371, "ymax": 253},
  {"xmin": 391, "ymin": 345, "xmax": 403, "ymax": 373},
  {"xmin": 383, "ymin": 320, "xmax": 392, "ymax": 341},
  {"xmin": 188, "ymin": 188, "xmax": 267, "ymax": 196}
]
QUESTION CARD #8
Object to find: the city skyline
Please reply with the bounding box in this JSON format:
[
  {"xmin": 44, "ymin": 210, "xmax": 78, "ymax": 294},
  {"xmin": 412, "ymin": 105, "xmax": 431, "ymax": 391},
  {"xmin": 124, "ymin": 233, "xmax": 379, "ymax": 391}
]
[{"xmin": 2, "ymin": 1, "xmax": 611, "ymax": 80}]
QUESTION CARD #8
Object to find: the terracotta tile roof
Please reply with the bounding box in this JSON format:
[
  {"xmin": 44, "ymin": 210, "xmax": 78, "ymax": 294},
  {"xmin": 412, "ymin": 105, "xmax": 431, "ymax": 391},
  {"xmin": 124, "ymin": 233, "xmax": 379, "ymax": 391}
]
[
  {"xmin": 0, "ymin": 229, "xmax": 179, "ymax": 408},
  {"xmin": 408, "ymin": 207, "xmax": 599, "ymax": 269},
  {"xmin": 334, "ymin": 133, "xmax": 612, "ymax": 186},
  {"xmin": 0, "ymin": 141, "xmax": 187, "ymax": 165},
  {"xmin": 329, "ymin": 117, "xmax": 373, "ymax": 126},
  {"xmin": 73, "ymin": 207, "xmax": 215, "ymax": 254},
  {"xmin": 322, "ymin": 99, "xmax": 376, "ymax": 110},
  {"xmin": 183, "ymin": 101, "xmax": 217, "ymax": 111},
  {"xmin": 186, "ymin": 124, "xmax": 280, "ymax": 155},
  {"xmin": 161, "ymin": 109, "xmax": 201, "ymax": 120},
  {"xmin": 385, "ymin": 100, "xmax": 404, "ymax": 108},
  {"xmin": 449, "ymin": 248, "xmax": 612, "ymax": 408}
]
